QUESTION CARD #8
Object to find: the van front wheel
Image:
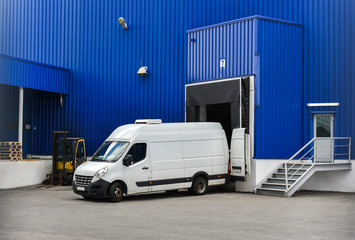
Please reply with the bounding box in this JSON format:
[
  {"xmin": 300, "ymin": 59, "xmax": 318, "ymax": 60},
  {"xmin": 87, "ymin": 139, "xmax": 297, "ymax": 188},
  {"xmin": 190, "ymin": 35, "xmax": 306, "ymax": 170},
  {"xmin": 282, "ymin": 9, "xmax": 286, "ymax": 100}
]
[
  {"xmin": 191, "ymin": 177, "xmax": 207, "ymax": 195},
  {"xmin": 108, "ymin": 182, "xmax": 124, "ymax": 202}
]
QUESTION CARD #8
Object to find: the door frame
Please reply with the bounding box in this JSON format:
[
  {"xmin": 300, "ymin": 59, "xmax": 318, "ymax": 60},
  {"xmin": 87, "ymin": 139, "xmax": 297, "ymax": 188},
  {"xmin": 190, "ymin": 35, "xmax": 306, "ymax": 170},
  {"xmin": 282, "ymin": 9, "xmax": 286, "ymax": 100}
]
[
  {"xmin": 313, "ymin": 113, "xmax": 334, "ymax": 163},
  {"xmin": 185, "ymin": 76, "xmax": 255, "ymax": 158}
]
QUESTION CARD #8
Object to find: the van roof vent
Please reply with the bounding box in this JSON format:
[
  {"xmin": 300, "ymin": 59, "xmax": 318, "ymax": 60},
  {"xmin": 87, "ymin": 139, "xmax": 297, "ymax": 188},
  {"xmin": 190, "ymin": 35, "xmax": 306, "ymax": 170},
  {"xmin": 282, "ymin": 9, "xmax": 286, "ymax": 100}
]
[{"xmin": 135, "ymin": 119, "xmax": 162, "ymax": 124}]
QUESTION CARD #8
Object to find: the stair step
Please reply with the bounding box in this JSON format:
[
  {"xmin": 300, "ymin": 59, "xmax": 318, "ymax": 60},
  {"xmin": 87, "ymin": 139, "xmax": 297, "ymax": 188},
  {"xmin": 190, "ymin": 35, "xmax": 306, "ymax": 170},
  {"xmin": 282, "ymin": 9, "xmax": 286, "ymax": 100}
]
[
  {"xmin": 255, "ymin": 161, "xmax": 315, "ymax": 197},
  {"xmin": 262, "ymin": 183, "xmax": 290, "ymax": 190},
  {"xmin": 273, "ymin": 173, "xmax": 302, "ymax": 179},
  {"xmin": 267, "ymin": 178, "xmax": 296, "ymax": 184},
  {"xmin": 255, "ymin": 188, "xmax": 285, "ymax": 196}
]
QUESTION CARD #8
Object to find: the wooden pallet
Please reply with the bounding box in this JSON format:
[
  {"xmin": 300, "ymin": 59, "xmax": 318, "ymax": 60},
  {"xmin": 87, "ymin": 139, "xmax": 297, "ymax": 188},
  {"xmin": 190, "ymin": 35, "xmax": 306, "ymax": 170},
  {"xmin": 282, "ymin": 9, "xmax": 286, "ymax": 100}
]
[
  {"xmin": 0, "ymin": 156, "xmax": 22, "ymax": 161},
  {"xmin": 0, "ymin": 153, "xmax": 22, "ymax": 156},
  {"xmin": 0, "ymin": 145, "xmax": 21, "ymax": 149},
  {"xmin": 0, "ymin": 142, "xmax": 21, "ymax": 146},
  {"xmin": 0, "ymin": 148, "xmax": 22, "ymax": 154},
  {"xmin": 0, "ymin": 142, "xmax": 23, "ymax": 161}
]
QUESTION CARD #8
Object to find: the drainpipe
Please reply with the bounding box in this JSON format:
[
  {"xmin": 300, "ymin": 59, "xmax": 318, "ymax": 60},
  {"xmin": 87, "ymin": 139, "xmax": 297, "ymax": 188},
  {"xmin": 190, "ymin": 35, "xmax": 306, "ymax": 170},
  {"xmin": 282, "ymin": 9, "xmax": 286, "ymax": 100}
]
[{"xmin": 18, "ymin": 87, "xmax": 24, "ymax": 144}]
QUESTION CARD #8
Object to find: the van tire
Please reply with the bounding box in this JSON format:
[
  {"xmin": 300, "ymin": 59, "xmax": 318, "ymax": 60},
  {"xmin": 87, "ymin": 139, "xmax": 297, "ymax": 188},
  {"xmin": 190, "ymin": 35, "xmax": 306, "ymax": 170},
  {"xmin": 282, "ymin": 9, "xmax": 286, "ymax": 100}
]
[
  {"xmin": 191, "ymin": 177, "xmax": 208, "ymax": 195},
  {"xmin": 108, "ymin": 182, "xmax": 124, "ymax": 202}
]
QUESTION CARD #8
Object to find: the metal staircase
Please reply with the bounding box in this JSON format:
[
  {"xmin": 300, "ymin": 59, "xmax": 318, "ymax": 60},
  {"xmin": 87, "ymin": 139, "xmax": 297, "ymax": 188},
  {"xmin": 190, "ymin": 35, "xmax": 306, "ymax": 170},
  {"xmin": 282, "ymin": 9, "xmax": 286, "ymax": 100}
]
[{"xmin": 255, "ymin": 137, "xmax": 352, "ymax": 197}]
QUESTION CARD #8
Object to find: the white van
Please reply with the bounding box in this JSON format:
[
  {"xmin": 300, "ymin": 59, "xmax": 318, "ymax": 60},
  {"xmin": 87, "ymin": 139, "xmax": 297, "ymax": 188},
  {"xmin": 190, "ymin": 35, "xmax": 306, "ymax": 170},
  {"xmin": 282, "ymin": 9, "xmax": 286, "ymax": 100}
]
[{"xmin": 73, "ymin": 120, "xmax": 232, "ymax": 202}]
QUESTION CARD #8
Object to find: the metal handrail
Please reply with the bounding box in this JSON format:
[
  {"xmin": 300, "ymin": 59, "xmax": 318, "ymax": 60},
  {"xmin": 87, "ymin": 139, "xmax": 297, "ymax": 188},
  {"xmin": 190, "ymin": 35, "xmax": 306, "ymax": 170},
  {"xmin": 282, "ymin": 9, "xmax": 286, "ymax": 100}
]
[
  {"xmin": 285, "ymin": 137, "xmax": 351, "ymax": 191},
  {"xmin": 298, "ymin": 146, "xmax": 315, "ymax": 162},
  {"xmin": 286, "ymin": 148, "xmax": 315, "ymax": 183},
  {"xmin": 287, "ymin": 138, "xmax": 315, "ymax": 162},
  {"xmin": 287, "ymin": 155, "xmax": 315, "ymax": 183},
  {"xmin": 329, "ymin": 137, "xmax": 352, "ymax": 163},
  {"xmin": 285, "ymin": 138, "xmax": 315, "ymax": 190}
]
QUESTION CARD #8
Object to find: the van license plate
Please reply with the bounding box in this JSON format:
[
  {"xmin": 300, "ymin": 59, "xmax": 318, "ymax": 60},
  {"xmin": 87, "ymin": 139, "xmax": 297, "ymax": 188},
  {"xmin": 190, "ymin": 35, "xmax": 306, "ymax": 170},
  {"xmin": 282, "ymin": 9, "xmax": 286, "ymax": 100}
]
[{"xmin": 77, "ymin": 186, "xmax": 85, "ymax": 191}]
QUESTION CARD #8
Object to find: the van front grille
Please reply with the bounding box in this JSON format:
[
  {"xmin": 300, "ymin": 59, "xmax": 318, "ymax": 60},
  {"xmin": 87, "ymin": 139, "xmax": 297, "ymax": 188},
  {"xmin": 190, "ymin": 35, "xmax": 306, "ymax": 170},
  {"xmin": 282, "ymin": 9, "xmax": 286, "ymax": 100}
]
[{"xmin": 75, "ymin": 175, "xmax": 93, "ymax": 185}]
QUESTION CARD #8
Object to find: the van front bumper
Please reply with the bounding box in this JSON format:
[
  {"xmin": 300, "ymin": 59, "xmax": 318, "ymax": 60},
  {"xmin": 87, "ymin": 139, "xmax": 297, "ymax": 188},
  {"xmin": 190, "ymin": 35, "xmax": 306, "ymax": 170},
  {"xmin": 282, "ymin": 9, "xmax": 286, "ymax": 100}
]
[{"xmin": 73, "ymin": 179, "xmax": 110, "ymax": 198}]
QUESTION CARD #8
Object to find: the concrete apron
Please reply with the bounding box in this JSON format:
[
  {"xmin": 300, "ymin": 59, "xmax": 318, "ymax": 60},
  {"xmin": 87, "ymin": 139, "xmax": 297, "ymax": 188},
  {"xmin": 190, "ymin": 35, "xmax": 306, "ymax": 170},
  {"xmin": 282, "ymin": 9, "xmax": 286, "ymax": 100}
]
[
  {"xmin": 0, "ymin": 159, "xmax": 51, "ymax": 189},
  {"xmin": 1, "ymin": 158, "xmax": 354, "ymax": 193}
]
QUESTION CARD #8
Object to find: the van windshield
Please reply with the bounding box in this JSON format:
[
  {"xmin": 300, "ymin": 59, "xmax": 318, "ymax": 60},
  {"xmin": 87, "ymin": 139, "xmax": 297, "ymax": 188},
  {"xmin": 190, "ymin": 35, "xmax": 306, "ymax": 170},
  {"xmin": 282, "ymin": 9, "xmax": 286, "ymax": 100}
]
[{"xmin": 91, "ymin": 141, "xmax": 129, "ymax": 162}]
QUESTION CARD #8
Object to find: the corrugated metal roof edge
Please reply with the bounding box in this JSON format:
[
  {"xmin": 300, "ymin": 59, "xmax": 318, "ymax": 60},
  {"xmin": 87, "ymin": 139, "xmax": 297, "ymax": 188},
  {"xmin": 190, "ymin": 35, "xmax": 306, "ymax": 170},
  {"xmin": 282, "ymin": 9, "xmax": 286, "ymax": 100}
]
[
  {"xmin": 0, "ymin": 82, "xmax": 69, "ymax": 95},
  {"xmin": 0, "ymin": 54, "xmax": 70, "ymax": 72},
  {"xmin": 186, "ymin": 15, "xmax": 303, "ymax": 34}
]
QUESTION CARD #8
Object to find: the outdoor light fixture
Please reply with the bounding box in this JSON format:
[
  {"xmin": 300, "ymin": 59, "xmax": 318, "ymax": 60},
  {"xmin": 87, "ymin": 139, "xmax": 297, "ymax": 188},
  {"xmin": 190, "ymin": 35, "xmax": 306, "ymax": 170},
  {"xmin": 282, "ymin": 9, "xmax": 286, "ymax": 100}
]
[
  {"xmin": 118, "ymin": 17, "xmax": 127, "ymax": 30},
  {"xmin": 60, "ymin": 94, "xmax": 63, "ymax": 107},
  {"xmin": 137, "ymin": 59, "xmax": 148, "ymax": 77},
  {"xmin": 137, "ymin": 66, "xmax": 148, "ymax": 77}
]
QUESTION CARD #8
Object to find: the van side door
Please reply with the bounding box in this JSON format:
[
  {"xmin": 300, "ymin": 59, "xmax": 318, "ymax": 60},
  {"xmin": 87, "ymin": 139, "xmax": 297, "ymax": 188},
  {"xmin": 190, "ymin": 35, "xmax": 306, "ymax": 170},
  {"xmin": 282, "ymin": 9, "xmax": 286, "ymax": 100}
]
[
  {"xmin": 230, "ymin": 128, "xmax": 250, "ymax": 178},
  {"xmin": 123, "ymin": 142, "xmax": 151, "ymax": 194}
]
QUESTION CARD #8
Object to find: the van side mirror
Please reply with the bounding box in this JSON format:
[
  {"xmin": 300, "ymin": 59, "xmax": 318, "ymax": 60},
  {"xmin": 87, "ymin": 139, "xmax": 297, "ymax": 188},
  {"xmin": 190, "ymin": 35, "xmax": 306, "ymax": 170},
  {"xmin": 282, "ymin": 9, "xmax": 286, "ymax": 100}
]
[{"xmin": 123, "ymin": 155, "xmax": 133, "ymax": 166}]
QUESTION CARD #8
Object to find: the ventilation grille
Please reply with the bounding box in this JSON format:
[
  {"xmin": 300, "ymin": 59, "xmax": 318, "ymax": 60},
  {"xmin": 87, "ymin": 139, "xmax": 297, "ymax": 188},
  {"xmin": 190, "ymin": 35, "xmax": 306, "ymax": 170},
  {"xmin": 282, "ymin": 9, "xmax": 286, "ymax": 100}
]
[{"xmin": 75, "ymin": 175, "xmax": 93, "ymax": 186}]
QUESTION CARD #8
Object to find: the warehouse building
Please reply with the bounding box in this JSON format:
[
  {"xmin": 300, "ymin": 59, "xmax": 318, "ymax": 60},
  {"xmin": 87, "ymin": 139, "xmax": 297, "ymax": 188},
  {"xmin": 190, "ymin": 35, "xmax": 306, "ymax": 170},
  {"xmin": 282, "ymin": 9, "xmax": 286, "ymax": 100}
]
[{"xmin": 0, "ymin": 0, "xmax": 354, "ymax": 193}]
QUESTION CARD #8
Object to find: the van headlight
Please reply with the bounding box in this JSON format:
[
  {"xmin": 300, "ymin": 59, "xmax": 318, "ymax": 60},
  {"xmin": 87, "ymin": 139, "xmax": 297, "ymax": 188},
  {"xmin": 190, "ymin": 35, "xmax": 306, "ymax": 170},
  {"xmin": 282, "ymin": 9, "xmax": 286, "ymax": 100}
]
[{"xmin": 91, "ymin": 166, "xmax": 108, "ymax": 183}]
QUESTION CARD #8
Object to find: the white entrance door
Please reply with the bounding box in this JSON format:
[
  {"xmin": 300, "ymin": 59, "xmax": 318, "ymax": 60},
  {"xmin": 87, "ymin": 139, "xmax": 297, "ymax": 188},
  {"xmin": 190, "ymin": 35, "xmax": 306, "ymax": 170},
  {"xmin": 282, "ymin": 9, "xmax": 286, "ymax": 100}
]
[{"xmin": 314, "ymin": 114, "xmax": 334, "ymax": 163}]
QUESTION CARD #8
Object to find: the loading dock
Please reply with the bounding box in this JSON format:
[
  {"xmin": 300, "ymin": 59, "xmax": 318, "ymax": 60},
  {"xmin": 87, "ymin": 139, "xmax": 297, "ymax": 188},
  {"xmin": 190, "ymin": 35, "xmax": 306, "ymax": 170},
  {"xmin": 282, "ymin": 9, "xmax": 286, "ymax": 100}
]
[
  {"xmin": 185, "ymin": 16, "xmax": 353, "ymax": 194},
  {"xmin": 186, "ymin": 77, "xmax": 255, "ymax": 185},
  {"xmin": 0, "ymin": 54, "xmax": 69, "ymax": 157},
  {"xmin": 187, "ymin": 16, "xmax": 304, "ymax": 159},
  {"xmin": 185, "ymin": 77, "xmax": 251, "ymax": 146}
]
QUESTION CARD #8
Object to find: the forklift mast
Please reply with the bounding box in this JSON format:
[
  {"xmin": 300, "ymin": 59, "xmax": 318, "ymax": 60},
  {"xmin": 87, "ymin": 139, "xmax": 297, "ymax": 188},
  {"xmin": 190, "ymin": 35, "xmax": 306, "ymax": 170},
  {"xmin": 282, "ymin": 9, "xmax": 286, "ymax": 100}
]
[
  {"xmin": 52, "ymin": 131, "xmax": 68, "ymax": 175},
  {"xmin": 49, "ymin": 131, "xmax": 86, "ymax": 185}
]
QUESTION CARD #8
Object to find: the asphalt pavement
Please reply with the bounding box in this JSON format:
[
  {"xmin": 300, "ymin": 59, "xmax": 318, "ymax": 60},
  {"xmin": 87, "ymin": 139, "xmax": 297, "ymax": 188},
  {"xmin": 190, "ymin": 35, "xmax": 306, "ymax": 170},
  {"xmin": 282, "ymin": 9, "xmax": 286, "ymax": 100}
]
[{"xmin": 0, "ymin": 186, "xmax": 354, "ymax": 240}]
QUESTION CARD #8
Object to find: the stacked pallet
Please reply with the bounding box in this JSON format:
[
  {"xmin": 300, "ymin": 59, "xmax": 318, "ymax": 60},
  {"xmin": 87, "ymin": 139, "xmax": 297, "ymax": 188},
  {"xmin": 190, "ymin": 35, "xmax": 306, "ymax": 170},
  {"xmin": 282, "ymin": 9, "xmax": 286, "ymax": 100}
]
[{"xmin": 0, "ymin": 142, "xmax": 23, "ymax": 160}]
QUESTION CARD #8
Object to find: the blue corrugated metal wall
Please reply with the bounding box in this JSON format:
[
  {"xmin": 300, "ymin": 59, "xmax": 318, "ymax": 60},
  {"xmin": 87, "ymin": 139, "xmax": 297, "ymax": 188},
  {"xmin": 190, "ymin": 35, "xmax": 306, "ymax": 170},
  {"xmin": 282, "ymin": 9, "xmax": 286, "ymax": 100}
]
[
  {"xmin": 187, "ymin": 18, "xmax": 254, "ymax": 82},
  {"xmin": 257, "ymin": 19, "xmax": 304, "ymax": 158},
  {"xmin": 30, "ymin": 90, "xmax": 63, "ymax": 154},
  {"xmin": 0, "ymin": 54, "xmax": 69, "ymax": 94},
  {"xmin": 187, "ymin": 17, "xmax": 304, "ymax": 158},
  {"xmin": 0, "ymin": 0, "xmax": 354, "ymax": 158}
]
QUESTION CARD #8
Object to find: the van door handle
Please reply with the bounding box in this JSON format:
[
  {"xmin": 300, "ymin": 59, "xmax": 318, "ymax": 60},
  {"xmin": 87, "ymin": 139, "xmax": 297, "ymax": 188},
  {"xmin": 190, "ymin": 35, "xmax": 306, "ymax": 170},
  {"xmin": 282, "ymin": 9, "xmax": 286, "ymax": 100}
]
[{"xmin": 142, "ymin": 166, "xmax": 149, "ymax": 170}]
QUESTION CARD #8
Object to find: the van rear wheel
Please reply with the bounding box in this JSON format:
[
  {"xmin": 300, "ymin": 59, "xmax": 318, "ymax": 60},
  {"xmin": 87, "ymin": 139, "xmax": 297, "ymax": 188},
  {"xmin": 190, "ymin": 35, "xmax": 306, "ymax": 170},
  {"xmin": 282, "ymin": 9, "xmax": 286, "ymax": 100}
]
[
  {"xmin": 191, "ymin": 177, "xmax": 208, "ymax": 195},
  {"xmin": 108, "ymin": 182, "xmax": 124, "ymax": 202}
]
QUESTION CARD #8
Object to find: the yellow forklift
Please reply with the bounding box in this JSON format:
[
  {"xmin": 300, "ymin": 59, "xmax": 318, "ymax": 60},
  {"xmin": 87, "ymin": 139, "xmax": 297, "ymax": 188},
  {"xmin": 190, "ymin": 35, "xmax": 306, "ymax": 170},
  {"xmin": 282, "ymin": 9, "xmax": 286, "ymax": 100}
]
[{"xmin": 47, "ymin": 131, "xmax": 87, "ymax": 185}]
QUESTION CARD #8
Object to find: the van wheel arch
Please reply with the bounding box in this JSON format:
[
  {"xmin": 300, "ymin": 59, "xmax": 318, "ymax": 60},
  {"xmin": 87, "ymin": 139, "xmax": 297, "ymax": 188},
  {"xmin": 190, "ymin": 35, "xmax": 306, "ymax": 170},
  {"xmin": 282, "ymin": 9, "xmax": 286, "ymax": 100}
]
[
  {"xmin": 107, "ymin": 180, "xmax": 127, "ymax": 196},
  {"xmin": 192, "ymin": 172, "xmax": 209, "ymax": 182}
]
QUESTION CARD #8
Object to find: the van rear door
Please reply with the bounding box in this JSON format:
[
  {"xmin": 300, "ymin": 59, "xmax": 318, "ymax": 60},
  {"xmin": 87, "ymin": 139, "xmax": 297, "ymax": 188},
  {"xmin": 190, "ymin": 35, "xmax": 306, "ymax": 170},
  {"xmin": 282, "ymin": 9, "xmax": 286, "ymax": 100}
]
[{"xmin": 230, "ymin": 128, "xmax": 250, "ymax": 178}]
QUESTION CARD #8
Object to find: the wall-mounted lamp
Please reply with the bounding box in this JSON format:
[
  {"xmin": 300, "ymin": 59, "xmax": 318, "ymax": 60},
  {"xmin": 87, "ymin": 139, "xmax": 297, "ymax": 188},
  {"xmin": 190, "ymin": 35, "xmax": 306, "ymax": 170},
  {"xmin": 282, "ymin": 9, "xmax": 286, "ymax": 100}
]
[
  {"xmin": 137, "ymin": 66, "xmax": 148, "ymax": 77},
  {"xmin": 137, "ymin": 59, "xmax": 148, "ymax": 77},
  {"xmin": 60, "ymin": 94, "xmax": 63, "ymax": 107},
  {"xmin": 118, "ymin": 17, "xmax": 128, "ymax": 30},
  {"xmin": 307, "ymin": 103, "xmax": 340, "ymax": 107}
]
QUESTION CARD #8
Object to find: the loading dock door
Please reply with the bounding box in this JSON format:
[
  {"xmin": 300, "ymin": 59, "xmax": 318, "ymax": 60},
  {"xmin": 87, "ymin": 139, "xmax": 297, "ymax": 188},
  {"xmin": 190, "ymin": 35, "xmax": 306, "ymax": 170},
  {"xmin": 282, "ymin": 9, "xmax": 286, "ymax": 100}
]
[{"xmin": 185, "ymin": 77, "xmax": 250, "ymax": 145}]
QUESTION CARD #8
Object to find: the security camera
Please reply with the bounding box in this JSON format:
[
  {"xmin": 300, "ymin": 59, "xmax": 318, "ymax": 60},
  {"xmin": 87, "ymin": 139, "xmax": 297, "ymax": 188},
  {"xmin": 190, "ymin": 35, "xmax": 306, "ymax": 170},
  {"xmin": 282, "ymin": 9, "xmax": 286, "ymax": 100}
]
[{"xmin": 137, "ymin": 66, "xmax": 148, "ymax": 77}]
